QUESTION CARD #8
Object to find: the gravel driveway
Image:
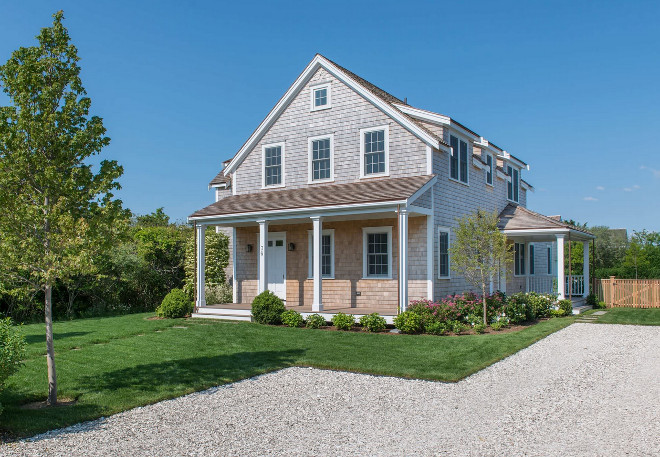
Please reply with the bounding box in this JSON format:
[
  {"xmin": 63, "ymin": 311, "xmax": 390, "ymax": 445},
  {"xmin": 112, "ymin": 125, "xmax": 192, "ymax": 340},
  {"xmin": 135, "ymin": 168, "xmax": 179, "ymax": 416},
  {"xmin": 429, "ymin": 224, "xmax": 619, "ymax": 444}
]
[{"xmin": 2, "ymin": 323, "xmax": 659, "ymax": 456}]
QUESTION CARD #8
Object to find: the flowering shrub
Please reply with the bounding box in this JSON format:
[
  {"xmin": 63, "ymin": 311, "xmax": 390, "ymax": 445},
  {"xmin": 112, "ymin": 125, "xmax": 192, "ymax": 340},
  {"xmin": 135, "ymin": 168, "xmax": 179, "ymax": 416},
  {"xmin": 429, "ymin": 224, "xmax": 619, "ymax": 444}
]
[
  {"xmin": 557, "ymin": 299, "xmax": 573, "ymax": 315},
  {"xmin": 409, "ymin": 292, "xmax": 508, "ymax": 328}
]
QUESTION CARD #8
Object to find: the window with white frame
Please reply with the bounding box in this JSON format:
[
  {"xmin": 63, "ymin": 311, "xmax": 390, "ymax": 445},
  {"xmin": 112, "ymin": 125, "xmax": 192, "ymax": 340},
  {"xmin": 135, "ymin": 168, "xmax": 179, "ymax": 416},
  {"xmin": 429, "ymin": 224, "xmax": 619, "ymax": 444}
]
[
  {"xmin": 362, "ymin": 226, "xmax": 392, "ymax": 278},
  {"xmin": 308, "ymin": 229, "xmax": 334, "ymax": 278},
  {"xmin": 308, "ymin": 135, "xmax": 333, "ymax": 182},
  {"xmin": 310, "ymin": 83, "xmax": 331, "ymax": 111},
  {"xmin": 547, "ymin": 246, "xmax": 552, "ymax": 274},
  {"xmin": 514, "ymin": 242, "xmax": 526, "ymax": 276},
  {"xmin": 486, "ymin": 154, "xmax": 493, "ymax": 185},
  {"xmin": 529, "ymin": 244, "xmax": 535, "ymax": 275},
  {"xmin": 507, "ymin": 165, "xmax": 520, "ymax": 202},
  {"xmin": 360, "ymin": 126, "xmax": 389, "ymax": 177},
  {"xmin": 449, "ymin": 135, "xmax": 468, "ymax": 183},
  {"xmin": 263, "ymin": 143, "xmax": 284, "ymax": 187},
  {"xmin": 438, "ymin": 227, "xmax": 450, "ymax": 278}
]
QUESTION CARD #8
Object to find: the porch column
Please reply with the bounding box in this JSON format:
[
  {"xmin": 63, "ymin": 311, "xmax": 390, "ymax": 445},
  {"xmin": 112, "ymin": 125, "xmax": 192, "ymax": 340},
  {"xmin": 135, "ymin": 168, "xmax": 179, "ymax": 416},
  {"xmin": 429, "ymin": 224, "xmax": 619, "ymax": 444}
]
[
  {"xmin": 232, "ymin": 227, "xmax": 238, "ymax": 304},
  {"xmin": 311, "ymin": 216, "xmax": 323, "ymax": 312},
  {"xmin": 257, "ymin": 220, "xmax": 268, "ymax": 294},
  {"xmin": 426, "ymin": 215, "xmax": 434, "ymax": 299},
  {"xmin": 525, "ymin": 242, "xmax": 531, "ymax": 293},
  {"xmin": 556, "ymin": 234, "xmax": 566, "ymax": 299},
  {"xmin": 398, "ymin": 208, "xmax": 409, "ymax": 312},
  {"xmin": 196, "ymin": 224, "xmax": 206, "ymax": 308},
  {"xmin": 583, "ymin": 240, "xmax": 590, "ymax": 297}
]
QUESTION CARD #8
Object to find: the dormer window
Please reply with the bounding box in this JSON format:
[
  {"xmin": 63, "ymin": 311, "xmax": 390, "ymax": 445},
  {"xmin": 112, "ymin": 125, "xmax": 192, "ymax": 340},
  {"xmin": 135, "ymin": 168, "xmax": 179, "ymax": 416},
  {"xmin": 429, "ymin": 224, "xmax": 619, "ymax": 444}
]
[
  {"xmin": 507, "ymin": 165, "xmax": 519, "ymax": 202},
  {"xmin": 310, "ymin": 83, "xmax": 331, "ymax": 111},
  {"xmin": 263, "ymin": 143, "xmax": 285, "ymax": 188},
  {"xmin": 450, "ymin": 135, "xmax": 469, "ymax": 184},
  {"xmin": 486, "ymin": 154, "xmax": 493, "ymax": 186}
]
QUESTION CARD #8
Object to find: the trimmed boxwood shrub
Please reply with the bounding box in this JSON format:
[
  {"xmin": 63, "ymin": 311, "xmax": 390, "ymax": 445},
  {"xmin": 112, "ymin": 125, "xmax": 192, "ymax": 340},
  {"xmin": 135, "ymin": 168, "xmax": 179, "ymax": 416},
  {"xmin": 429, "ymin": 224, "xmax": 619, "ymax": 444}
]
[
  {"xmin": 251, "ymin": 290, "xmax": 286, "ymax": 325},
  {"xmin": 394, "ymin": 311, "xmax": 423, "ymax": 334},
  {"xmin": 156, "ymin": 289, "xmax": 193, "ymax": 318},
  {"xmin": 424, "ymin": 321, "xmax": 448, "ymax": 335},
  {"xmin": 305, "ymin": 313, "xmax": 326, "ymax": 329},
  {"xmin": 359, "ymin": 313, "xmax": 387, "ymax": 332},
  {"xmin": 332, "ymin": 312, "xmax": 355, "ymax": 331},
  {"xmin": 557, "ymin": 299, "xmax": 573, "ymax": 316},
  {"xmin": 281, "ymin": 310, "xmax": 304, "ymax": 328}
]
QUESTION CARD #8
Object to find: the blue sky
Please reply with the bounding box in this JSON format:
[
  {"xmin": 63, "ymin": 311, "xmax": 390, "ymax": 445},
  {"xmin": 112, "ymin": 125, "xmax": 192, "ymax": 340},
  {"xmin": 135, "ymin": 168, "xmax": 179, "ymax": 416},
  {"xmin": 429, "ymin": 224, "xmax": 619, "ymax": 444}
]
[{"xmin": 1, "ymin": 0, "xmax": 659, "ymax": 231}]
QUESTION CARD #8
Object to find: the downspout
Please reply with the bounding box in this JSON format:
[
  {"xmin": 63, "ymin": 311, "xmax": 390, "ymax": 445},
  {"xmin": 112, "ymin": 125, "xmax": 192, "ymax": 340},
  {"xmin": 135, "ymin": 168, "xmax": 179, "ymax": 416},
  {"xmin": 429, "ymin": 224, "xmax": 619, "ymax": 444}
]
[{"xmin": 396, "ymin": 204, "xmax": 400, "ymax": 315}]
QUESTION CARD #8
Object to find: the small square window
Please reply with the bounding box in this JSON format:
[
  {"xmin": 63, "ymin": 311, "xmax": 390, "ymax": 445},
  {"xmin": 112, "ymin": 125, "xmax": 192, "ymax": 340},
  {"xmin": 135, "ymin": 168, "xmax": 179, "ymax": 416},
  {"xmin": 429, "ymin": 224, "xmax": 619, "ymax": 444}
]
[
  {"xmin": 310, "ymin": 83, "xmax": 331, "ymax": 111},
  {"xmin": 275, "ymin": 240, "xmax": 283, "ymax": 247}
]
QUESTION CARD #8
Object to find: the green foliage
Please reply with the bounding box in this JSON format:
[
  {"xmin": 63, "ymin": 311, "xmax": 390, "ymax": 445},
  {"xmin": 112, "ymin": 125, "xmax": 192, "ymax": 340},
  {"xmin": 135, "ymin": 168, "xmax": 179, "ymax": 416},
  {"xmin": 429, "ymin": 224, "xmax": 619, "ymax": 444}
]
[
  {"xmin": 424, "ymin": 321, "xmax": 449, "ymax": 335},
  {"xmin": 557, "ymin": 299, "xmax": 573, "ymax": 315},
  {"xmin": 281, "ymin": 310, "xmax": 304, "ymax": 328},
  {"xmin": 183, "ymin": 227, "xmax": 230, "ymax": 299},
  {"xmin": 450, "ymin": 321, "xmax": 470, "ymax": 334},
  {"xmin": 135, "ymin": 208, "xmax": 169, "ymax": 227},
  {"xmin": 331, "ymin": 312, "xmax": 355, "ymax": 331},
  {"xmin": 251, "ymin": 291, "xmax": 285, "ymax": 325},
  {"xmin": 205, "ymin": 283, "xmax": 232, "ymax": 306},
  {"xmin": 0, "ymin": 317, "xmax": 26, "ymax": 413},
  {"xmin": 491, "ymin": 320, "xmax": 507, "ymax": 331},
  {"xmin": 474, "ymin": 323, "xmax": 487, "ymax": 334},
  {"xmin": 156, "ymin": 289, "xmax": 192, "ymax": 318},
  {"xmin": 359, "ymin": 313, "xmax": 387, "ymax": 332},
  {"xmin": 394, "ymin": 311, "xmax": 423, "ymax": 334},
  {"xmin": 585, "ymin": 293, "xmax": 598, "ymax": 307},
  {"xmin": 506, "ymin": 292, "xmax": 555, "ymax": 322},
  {"xmin": 549, "ymin": 309, "xmax": 566, "ymax": 318},
  {"xmin": 305, "ymin": 314, "xmax": 326, "ymax": 329},
  {"xmin": 596, "ymin": 301, "xmax": 607, "ymax": 310}
]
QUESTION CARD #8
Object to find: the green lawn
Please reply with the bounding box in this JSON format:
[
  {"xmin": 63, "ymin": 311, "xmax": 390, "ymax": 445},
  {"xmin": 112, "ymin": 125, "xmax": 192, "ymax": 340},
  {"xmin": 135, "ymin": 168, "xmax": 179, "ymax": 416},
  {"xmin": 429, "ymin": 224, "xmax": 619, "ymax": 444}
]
[
  {"xmin": 1, "ymin": 313, "xmax": 574, "ymax": 439},
  {"xmin": 594, "ymin": 307, "xmax": 660, "ymax": 325}
]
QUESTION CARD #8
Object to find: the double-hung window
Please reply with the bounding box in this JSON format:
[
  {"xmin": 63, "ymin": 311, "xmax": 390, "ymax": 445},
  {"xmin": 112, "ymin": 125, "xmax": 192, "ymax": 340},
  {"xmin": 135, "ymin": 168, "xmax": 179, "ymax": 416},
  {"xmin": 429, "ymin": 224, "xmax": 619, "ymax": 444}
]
[
  {"xmin": 486, "ymin": 154, "xmax": 493, "ymax": 185},
  {"xmin": 514, "ymin": 242, "xmax": 526, "ymax": 276},
  {"xmin": 529, "ymin": 244, "xmax": 535, "ymax": 275},
  {"xmin": 547, "ymin": 246, "xmax": 552, "ymax": 274},
  {"xmin": 310, "ymin": 83, "xmax": 331, "ymax": 111},
  {"xmin": 360, "ymin": 126, "xmax": 389, "ymax": 177},
  {"xmin": 308, "ymin": 135, "xmax": 333, "ymax": 182},
  {"xmin": 507, "ymin": 165, "xmax": 520, "ymax": 202},
  {"xmin": 450, "ymin": 135, "xmax": 468, "ymax": 183},
  {"xmin": 308, "ymin": 229, "xmax": 334, "ymax": 278},
  {"xmin": 362, "ymin": 226, "xmax": 392, "ymax": 278},
  {"xmin": 438, "ymin": 227, "xmax": 451, "ymax": 278},
  {"xmin": 263, "ymin": 143, "xmax": 284, "ymax": 187}
]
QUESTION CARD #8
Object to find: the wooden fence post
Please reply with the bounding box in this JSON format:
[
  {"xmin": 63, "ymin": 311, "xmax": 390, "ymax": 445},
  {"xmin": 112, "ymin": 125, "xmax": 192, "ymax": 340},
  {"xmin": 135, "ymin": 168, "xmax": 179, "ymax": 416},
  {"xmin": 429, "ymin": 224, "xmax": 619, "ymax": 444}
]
[{"xmin": 609, "ymin": 276, "xmax": 616, "ymax": 308}]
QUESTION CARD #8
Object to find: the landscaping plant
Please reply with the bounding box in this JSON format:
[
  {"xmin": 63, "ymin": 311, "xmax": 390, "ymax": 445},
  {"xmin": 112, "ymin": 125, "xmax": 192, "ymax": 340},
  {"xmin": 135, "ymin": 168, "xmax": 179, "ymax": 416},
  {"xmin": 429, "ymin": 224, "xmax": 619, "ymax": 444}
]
[
  {"xmin": 0, "ymin": 317, "xmax": 26, "ymax": 414},
  {"xmin": 394, "ymin": 311, "xmax": 423, "ymax": 334},
  {"xmin": 359, "ymin": 313, "xmax": 387, "ymax": 332},
  {"xmin": 281, "ymin": 310, "xmax": 304, "ymax": 328},
  {"xmin": 331, "ymin": 313, "xmax": 355, "ymax": 331},
  {"xmin": 156, "ymin": 289, "xmax": 193, "ymax": 318},
  {"xmin": 305, "ymin": 314, "xmax": 326, "ymax": 329},
  {"xmin": 251, "ymin": 291, "xmax": 285, "ymax": 325}
]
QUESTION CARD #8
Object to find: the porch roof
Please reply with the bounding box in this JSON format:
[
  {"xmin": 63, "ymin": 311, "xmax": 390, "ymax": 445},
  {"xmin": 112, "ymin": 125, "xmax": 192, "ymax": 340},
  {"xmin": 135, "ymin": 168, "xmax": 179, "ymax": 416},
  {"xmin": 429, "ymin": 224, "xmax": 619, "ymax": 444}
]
[
  {"xmin": 498, "ymin": 204, "xmax": 595, "ymax": 240},
  {"xmin": 189, "ymin": 175, "xmax": 435, "ymax": 221}
]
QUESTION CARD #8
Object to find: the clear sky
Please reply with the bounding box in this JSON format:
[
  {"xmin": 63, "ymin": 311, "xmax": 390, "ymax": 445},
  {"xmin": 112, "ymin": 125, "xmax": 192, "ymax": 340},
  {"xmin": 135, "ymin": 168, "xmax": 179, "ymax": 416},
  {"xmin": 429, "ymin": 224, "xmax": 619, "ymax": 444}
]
[{"xmin": 1, "ymin": 0, "xmax": 659, "ymax": 232}]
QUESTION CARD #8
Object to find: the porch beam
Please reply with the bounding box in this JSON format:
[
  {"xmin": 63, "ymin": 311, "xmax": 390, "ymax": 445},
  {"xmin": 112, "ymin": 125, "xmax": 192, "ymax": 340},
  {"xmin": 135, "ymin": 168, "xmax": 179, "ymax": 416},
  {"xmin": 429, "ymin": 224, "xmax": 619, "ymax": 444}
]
[
  {"xmin": 556, "ymin": 234, "xmax": 566, "ymax": 299},
  {"xmin": 311, "ymin": 216, "xmax": 323, "ymax": 312},
  {"xmin": 583, "ymin": 240, "xmax": 590, "ymax": 297},
  {"xmin": 196, "ymin": 224, "xmax": 206, "ymax": 308},
  {"xmin": 398, "ymin": 208, "xmax": 409, "ymax": 312},
  {"xmin": 257, "ymin": 220, "xmax": 268, "ymax": 294}
]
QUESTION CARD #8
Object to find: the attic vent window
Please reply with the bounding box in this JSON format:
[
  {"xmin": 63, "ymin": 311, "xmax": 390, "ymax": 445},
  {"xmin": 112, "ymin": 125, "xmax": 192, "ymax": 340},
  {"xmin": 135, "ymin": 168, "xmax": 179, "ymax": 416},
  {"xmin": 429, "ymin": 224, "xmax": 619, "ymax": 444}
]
[{"xmin": 310, "ymin": 83, "xmax": 331, "ymax": 111}]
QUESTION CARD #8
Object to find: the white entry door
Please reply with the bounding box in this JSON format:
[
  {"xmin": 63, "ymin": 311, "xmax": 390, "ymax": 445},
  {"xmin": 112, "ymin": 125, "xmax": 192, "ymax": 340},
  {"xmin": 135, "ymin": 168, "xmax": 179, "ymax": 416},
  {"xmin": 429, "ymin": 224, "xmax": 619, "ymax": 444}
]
[{"xmin": 265, "ymin": 232, "xmax": 286, "ymax": 301}]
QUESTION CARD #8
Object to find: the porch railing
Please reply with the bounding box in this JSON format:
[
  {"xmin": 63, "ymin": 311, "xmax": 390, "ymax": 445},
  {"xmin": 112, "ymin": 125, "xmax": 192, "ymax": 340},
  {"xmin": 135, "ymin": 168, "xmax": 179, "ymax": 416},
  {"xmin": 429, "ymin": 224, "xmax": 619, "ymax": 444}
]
[
  {"xmin": 528, "ymin": 276, "xmax": 556, "ymax": 295},
  {"xmin": 565, "ymin": 275, "xmax": 584, "ymax": 297}
]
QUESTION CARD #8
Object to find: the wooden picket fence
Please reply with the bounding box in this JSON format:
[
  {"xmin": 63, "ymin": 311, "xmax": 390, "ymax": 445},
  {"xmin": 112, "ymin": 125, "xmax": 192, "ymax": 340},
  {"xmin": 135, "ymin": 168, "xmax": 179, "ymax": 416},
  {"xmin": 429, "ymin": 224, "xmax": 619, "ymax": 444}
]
[{"xmin": 596, "ymin": 277, "xmax": 660, "ymax": 308}]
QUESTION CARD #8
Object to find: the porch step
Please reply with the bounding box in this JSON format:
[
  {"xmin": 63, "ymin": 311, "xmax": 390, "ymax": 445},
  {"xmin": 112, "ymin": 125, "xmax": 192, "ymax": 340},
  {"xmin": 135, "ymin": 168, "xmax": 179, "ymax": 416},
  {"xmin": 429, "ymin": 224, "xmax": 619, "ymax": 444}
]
[{"xmin": 572, "ymin": 305, "xmax": 592, "ymax": 315}]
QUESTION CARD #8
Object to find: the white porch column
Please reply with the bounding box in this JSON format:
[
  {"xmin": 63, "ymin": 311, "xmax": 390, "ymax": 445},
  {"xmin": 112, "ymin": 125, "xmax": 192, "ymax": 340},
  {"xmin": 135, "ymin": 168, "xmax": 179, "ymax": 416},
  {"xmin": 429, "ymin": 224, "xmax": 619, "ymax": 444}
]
[
  {"xmin": 398, "ymin": 208, "xmax": 409, "ymax": 312},
  {"xmin": 525, "ymin": 242, "xmax": 531, "ymax": 293},
  {"xmin": 196, "ymin": 224, "xmax": 206, "ymax": 308},
  {"xmin": 583, "ymin": 240, "xmax": 590, "ymax": 297},
  {"xmin": 426, "ymin": 215, "xmax": 434, "ymax": 300},
  {"xmin": 257, "ymin": 220, "xmax": 268, "ymax": 294},
  {"xmin": 556, "ymin": 234, "xmax": 566, "ymax": 299},
  {"xmin": 311, "ymin": 216, "xmax": 323, "ymax": 312},
  {"xmin": 232, "ymin": 227, "xmax": 237, "ymax": 304}
]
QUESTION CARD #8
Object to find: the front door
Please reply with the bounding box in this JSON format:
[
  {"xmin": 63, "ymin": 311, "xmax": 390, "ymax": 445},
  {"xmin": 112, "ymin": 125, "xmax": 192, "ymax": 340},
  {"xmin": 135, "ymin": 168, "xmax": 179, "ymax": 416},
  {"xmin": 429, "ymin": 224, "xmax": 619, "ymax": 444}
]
[{"xmin": 266, "ymin": 232, "xmax": 286, "ymax": 301}]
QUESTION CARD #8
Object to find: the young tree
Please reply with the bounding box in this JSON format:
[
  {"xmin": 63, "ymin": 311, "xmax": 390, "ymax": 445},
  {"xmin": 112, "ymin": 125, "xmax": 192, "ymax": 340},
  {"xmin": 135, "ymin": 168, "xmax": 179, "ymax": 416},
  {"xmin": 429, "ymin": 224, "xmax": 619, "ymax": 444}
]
[
  {"xmin": 450, "ymin": 209, "xmax": 512, "ymax": 326},
  {"xmin": 0, "ymin": 12, "xmax": 128, "ymax": 405}
]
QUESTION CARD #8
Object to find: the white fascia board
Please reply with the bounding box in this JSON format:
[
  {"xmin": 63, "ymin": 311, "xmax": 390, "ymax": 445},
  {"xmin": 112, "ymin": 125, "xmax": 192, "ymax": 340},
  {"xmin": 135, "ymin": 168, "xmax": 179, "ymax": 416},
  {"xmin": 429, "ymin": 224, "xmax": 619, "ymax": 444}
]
[
  {"xmin": 496, "ymin": 169, "xmax": 507, "ymax": 180},
  {"xmin": 472, "ymin": 156, "xmax": 487, "ymax": 170},
  {"xmin": 502, "ymin": 228, "xmax": 595, "ymax": 241},
  {"xmin": 407, "ymin": 205, "xmax": 433, "ymax": 216},
  {"xmin": 521, "ymin": 180, "xmax": 534, "ymax": 192},
  {"xmin": 224, "ymin": 56, "xmax": 440, "ymax": 175},
  {"xmin": 406, "ymin": 175, "xmax": 437, "ymax": 206},
  {"xmin": 498, "ymin": 151, "xmax": 529, "ymax": 170},
  {"xmin": 188, "ymin": 200, "xmax": 405, "ymax": 225}
]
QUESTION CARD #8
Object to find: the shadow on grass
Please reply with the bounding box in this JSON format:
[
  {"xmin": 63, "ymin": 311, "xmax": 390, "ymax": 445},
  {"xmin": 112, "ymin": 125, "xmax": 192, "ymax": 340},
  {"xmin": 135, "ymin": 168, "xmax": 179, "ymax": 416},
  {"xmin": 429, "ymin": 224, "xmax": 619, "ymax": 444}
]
[{"xmin": 24, "ymin": 332, "xmax": 91, "ymax": 345}]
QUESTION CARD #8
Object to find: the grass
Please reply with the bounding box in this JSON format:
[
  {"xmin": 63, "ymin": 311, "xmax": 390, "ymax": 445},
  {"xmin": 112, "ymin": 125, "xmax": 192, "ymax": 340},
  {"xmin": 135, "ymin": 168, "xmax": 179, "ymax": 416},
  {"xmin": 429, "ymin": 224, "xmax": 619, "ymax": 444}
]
[
  {"xmin": 593, "ymin": 307, "xmax": 660, "ymax": 326},
  {"xmin": 1, "ymin": 313, "xmax": 575, "ymax": 440}
]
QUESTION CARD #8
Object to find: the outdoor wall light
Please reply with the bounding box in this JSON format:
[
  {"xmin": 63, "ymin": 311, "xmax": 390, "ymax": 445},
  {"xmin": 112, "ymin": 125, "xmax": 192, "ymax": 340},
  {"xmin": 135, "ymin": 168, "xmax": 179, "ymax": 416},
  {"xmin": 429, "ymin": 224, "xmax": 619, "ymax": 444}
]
[
  {"xmin": 288, "ymin": 243, "xmax": 295, "ymax": 251},
  {"xmin": 246, "ymin": 244, "xmax": 253, "ymax": 252}
]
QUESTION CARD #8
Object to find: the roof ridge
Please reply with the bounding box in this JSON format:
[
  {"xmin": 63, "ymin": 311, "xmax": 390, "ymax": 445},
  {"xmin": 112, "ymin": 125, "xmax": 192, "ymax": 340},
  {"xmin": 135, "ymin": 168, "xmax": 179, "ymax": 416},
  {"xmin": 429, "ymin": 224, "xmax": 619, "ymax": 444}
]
[{"xmin": 515, "ymin": 205, "xmax": 594, "ymax": 236}]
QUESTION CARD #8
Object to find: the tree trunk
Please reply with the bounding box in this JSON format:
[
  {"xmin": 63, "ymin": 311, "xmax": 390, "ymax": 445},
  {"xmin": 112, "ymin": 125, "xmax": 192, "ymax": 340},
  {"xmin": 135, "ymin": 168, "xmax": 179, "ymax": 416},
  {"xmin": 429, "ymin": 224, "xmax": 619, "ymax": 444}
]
[
  {"xmin": 45, "ymin": 283, "xmax": 57, "ymax": 405},
  {"xmin": 482, "ymin": 283, "xmax": 487, "ymax": 326}
]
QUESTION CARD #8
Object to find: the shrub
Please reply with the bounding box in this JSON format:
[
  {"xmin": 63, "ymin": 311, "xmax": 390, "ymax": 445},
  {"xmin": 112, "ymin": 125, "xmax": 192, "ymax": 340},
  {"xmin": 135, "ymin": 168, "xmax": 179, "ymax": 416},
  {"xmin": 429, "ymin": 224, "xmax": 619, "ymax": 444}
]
[
  {"xmin": 450, "ymin": 320, "xmax": 470, "ymax": 334},
  {"xmin": 251, "ymin": 290, "xmax": 285, "ymax": 325},
  {"xmin": 156, "ymin": 288, "xmax": 193, "ymax": 318},
  {"xmin": 359, "ymin": 313, "xmax": 387, "ymax": 332},
  {"xmin": 550, "ymin": 308, "xmax": 566, "ymax": 318},
  {"xmin": 281, "ymin": 310, "xmax": 304, "ymax": 328},
  {"xmin": 205, "ymin": 283, "xmax": 232, "ymax": 305},
  {"xmin": 474, "ymin": 323, "xmax": 487, "ymax": 334},
  {"xmin": 503, "ymin": 295, "xmax": 528, "ymax": 324},
  {"xmin": 305, "ymin": 314, "xmax": 326, "ymax": 329},
  {"xmin": 466, "ymin": 313, "xmax": 483, "ymax": 326},
  {"xmin": 332, "ymin": 313, "xmax": 355, "ymax": 331},
  {"xmin": 596, "ymin": 301, "xmax": 607, "ymax": 309},
  {"xmin": 394, "ymin": 311, "xmax": 423, "ymax": 334},
  {"xmin": 0, "ymin": 318, "xmax": 26, "ymax": 415},
  {"xmin": 557, "ymin": 299, "xmax": 573, "ymax": 316},
  {"xmin": 491, "ymin": 320, "xmax": 507, "ymax": 331},
  {"xmin": 424, "ymin": 321, "xmax": 449, "ymax": 335},
  {"xmin": 585, "ymin": 293, "xmax": 598, "ymax": 307}
]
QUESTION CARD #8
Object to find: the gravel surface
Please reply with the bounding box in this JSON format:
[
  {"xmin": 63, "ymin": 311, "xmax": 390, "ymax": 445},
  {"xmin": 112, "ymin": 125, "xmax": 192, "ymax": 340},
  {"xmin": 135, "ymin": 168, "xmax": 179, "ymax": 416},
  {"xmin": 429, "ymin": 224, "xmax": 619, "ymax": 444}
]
[{"xmin": 2, "ymin": 323, "xmax": 659, "ymax": 456}]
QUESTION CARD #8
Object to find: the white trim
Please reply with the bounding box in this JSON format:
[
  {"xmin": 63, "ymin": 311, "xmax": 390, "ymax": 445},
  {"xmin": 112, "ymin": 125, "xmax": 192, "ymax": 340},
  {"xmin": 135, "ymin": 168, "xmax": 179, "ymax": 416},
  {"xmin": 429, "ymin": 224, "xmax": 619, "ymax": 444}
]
[
  {"xmin": 262, "ymin": 142, "xmax": 286, "ymax": 189},
  {"xmin": 513, "ymin": 242, "xmax": 526, "ymax": 277},
  {"xmin": 556, "ymin": 234, "xmax": 566, "ymax": 300},
  {"xmin": 529, "ymin": 243, "xmax": 535, "ymax": 276},
  {"xmin": 406, "ymin": 175, "xmax": 438, "ymax": 206},
  {"xmin": 307, "ymin": 133, "xmax": 335, "ymax": 184},
  {"xmin": 485, "ymin": 153, "xmax": 494, "ymax": 186},
  {"xmin": 521, "ymin": 180, "xmax": 534, "ymax": 192},
  {"xmin": 256, "ymin": 230, "xmax": 287, "ymax": 300},
  {"xmin": 310, "ymin": 81, "xmax": 332, "ymax": 111},
  {"xmin": 307, "ymin": 229, "xmax": 335, "ymax": 279},
  {"xmin": 407, "ymin": 205, "xmax": 433, "ymax": 216},
  {"xmin": 257, "ymin": 220, "xmax": 269, "ymax": 294},
  {"xmin": 498, "ymin": 151, "xmax": 528, "ymax": 170},
  {"xmin": 223, "ymin": 55, "xmax": 440, "ymax": 176},
  {"xmin": 196, "ymin": 224, "xmax": 206, "ymax": 307},
  {"xmin": 310, "ymin": 218, "xmax": 322, "ymax": 311},
  {"xmin": 398, "ymin": 208, "xmax": 409, "ymax": 311},
  {"xmin": 471, "ymin": 156, "xmax": 487, "ymax": 170},
  {"xmin": 437, "ymin": 226, "xmax": 451, "ymax": 279},
  {"xmin": 232, "ymin": 227, "xmax": 237, "ymax": 303},
  {"xmin": 506, "ymin": 164, "xmax": 520, "ymax": 203},
  {"xmin": 426, "ymin": 214, "xmax": 434, "ymax": 299},
  {"xmin": 547, "ymin": 245, "xmax": 553, "ymax": 275},
  {"xmin": 232, "ymin": 171, "xmax": 237, "ymax": 195},
  {"xmin": 448, "ymin": 133, "xmax": 470, "ymax": 185},
  {"xmin": 426, "ymin": 145, "xmax": 433, "ymax": 174},
  {"xmin": 362, "ymin": 226, "xmax": 393, "ymax": 279},
  {"xmin": 360, "ymin": 125, "xmax": 390, "ymax": 179}
]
